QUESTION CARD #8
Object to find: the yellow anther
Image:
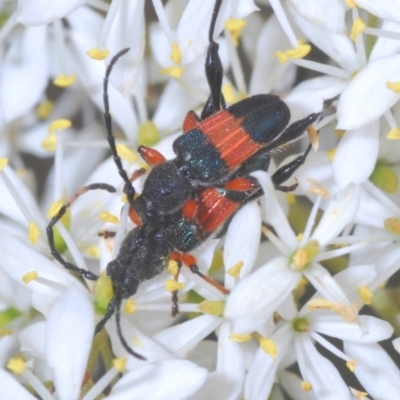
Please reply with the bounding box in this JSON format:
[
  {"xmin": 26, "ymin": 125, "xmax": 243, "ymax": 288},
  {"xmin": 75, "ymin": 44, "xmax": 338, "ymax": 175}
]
[
  {"xmin": 48, "ymin": 119, "xmax": 72, "ymax": 133},
  {"xmin": 28, "ymin": 222, "xmax": 40, "ymax": 245},
  {"xmin": 350, "ymin": 18, "xmax": 366, "ymax": 41},
  {"xmin": 198, "ymin": 300, "xmax": 225, "ymax": 316},
  {"xmin": 384, "ymin": 217, "xmax": 400, "ymax": 234},
  {"xmin": 327, "ymin": 148, "xmax": 337, "ymax": 162},
  {"xmin": 275, "ymin": 43, "xmax": 311, "ymax": 64},
  {"xmin": 346, "ymin": 359, "xmax": 357, "ymax": 372},
  {"xmin": 350, "ymin": 388, "xmax": 368, "ymax": 400},
  {"xmin": 87, "ymin": 48, "xmax": 110, "ymax": 60},
  {"xmin": 113, "ymin": 357, "xmax": 127, "ymax": 373},
  {"xmin": 47, "ymin": 199, "xmax": 64, "ymax": 218},
  {"xmin": 167, "ymin": 260, "xmax": 179, "ymax": 276},
  {"xmin": 308, "ymin": 186, "xmax": 330, "ymax": 197},
  {"xmin": 138, "ymin": 121, "xmax": 161, "ymax": 147},
  {"xmin": 229, "ymin": 333, "xmax": 252, "ymax": 342},
  {"xmin": 259, "ymin": 337, "xmax": 278, "ymax": 359},
  {"xmin": 36, "ymin": 100, "xmax": 54, "ymax": 120},
  {"xmin": 22, "ymin": 271, "xmax": 38, "ymax": 285},
  {"xmin": 0, "ymin": 157, "xmax": 8, "ymax": 171},
  {"xmin": 121, "ymin": 193, "xmax": 128, "ymax": 203},
  {"xmin": 165, "ymin": 279, "xmax": 184, "ymax": 292},
  {"xmin": 226, "ymin": 261, "xmax": 244, "ymax": 278},
  {"xmin": 387, "ymin": 81, "xmax": 400, "ymax": 94},
  {"xmin": 345, "ymin": 0, "xmax": 357, "ymax": 8},
  {"xmin": 335, "ymin": 129, "xmax": 345, "ymax": 139},
  {"xmin": 357, "ymin": 285, "xmax": 373, "ymax": 305},
  {"xmin": 86, "ymin": 246, "xmax": 100, "ymax": 259},
  {"xmin": 139, "ymin": 162, "xmax": 151, "ymax": 171},
  {"xmin": 307, "ymin": 126, "xmax": 318, "ymax": 151},
  {"xmin": 170, "ymin": 42, "xmax": 181, "ymax": 64},
  {"xmin": 116, "ymin": 143, "xmax": 138, "ymax": 163},
  {"xmin": 387, "ymin": 127, "xmax": 400, "ymax": 139},
  {"xmin": 370, "ymin": 162, "xmax": 399, "ymax": 194},
  {"xmin": 41, "ymin": 134, "xmax": 58, "ymax": 152},
  {"xmin": 16, "ymin": 168, "xmax": 27, "ymax": 179},
  {"xmin": 7, "ymin": 357, "xmax": 26, "ymax": 374},
  {"xmin": 53, "ymin": 74, "xmax": 76, "ymax": 87},
  {"xmin": 0, "ymin": 329, "xmax": 14, "ymax": 338},
  {"xmin": 159, "ymin": 66, "xmax": 184, "ymax": 78},
  {"xmin": 301, "ymin": 381, "xmax": 313, "ymax": 392},
  {"xmin": 286, "ymin": 193, "xmax": 296, "ymax": 205},
  {"xmin": 225, "ymin": 18, "xmax": 247, "ymax": 47},
  {"xmin": 124, "ymin": 299, "xmax": 137, "ymax": 314},
  {"xmin": 99, "ymin": 211, "xmax": 119, "ymax": 224},
  {"xmin": 222, "ymin": 83, "xmax": 235, "ymax": 104}
]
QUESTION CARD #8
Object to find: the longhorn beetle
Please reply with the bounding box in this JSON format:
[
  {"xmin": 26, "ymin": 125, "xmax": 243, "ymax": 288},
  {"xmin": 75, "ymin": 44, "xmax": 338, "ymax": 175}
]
[{"xmin": 47, "ymin": 0, "xmax": 337, "ymax": 360}]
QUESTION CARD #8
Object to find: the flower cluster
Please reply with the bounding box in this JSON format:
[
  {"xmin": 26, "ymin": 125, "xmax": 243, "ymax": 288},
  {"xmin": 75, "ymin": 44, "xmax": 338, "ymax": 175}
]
[{"xmin": 1, "ymin": 0, "xmax": 400, "ymax": 399}]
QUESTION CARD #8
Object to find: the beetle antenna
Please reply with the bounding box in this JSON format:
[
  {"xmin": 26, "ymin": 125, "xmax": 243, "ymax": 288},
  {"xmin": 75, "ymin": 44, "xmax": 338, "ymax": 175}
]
[{"xmin": 114, "ymin": 291, "xmax": 147, "ymax": 360}]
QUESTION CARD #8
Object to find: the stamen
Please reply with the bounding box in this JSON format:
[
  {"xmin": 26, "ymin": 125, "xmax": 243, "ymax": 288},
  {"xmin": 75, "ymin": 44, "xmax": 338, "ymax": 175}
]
[
  {"xmin": 357, "ymin": 285, "xmax": 373, "ymax": 304},
  {"xmin": 346, "ymin": 359, "xmax": 357, "ymax": 372},
  {"xmin": 87, "ymin": 48, "xmax": 110, "ymax": 61},
  {"xmin": 386, "ymin": 80, "xmax": 400, "ymax": 94},
  {"xmin": 226, "ymin": 261, "xmax": 244, "ymax": 277},
  {"xmin": 301, "ymin": 381, "xmax": 313, "ymax": 392},
  {"xmin": 327, "ymin": 148, "xmax": 337, "ymax": 162},
  {"xmin": 113, "ymin": 203, "xmax": 129, "ymax": 259},
  {"xmin": 262, "ymin": 226, "xmax": 290, "ymax": 255},
  {"xmin": 167, "ymin": 260, "xmax": 179, "ymax": 276},
  {"xmin": 159, "ymin": 66, "xmax": 184, "ymax": 78},
  {"xmin": 259, "ymin": 337, "xmax": 278, "ymax": 359},
  {"xmin": 269, "ymin": 0, "xmax": 298, "ymax": 47},
  {"xmin": 36, "ymin": 100, "xmax": 54, "ymax": 120},
  {"xmin": 364, "ymin": 26, "xmax": 400, "ymax": 41},
  {"xmin": 28, "ymin": 222, "xmax": 40, "ymax": 245},
  {"xmin": 225, "ymin": 26, "xmax": 247, "ymax": 94},
  {"xmin": 99, "ymin": 211, "xmax": 119, "ymax": 224},
  {"xmin": 387, "ymin": 128, "xmax": 400, "ymax": 140},
  {"xmin": 138, "ymin": 121, "xmax": 160, "ymax": 147},
  {"xmin": 165, "ymin": 279, "xmax": 184, "ymax": 292},
  {"xmin": 22, "ymin": 271, "xmax": 38, "ymax": 284},
  {"xmin": 47, "ymin": 199, "xmax": 64, "ymax": 218},
  {"xmin": 364, "ymin": 180, "xmax": 399, "ymax": 215},
  {"xmin": 350, "ymin": 17, "xmax": 366, "ymax": 42},
  {"xmin": 198, "ymin": 300, "xmax": 225, "ymax": 316},
  {"xmin": 384, "ymin": 217, "xmax": 400, "ymax": 235},
  {"xmin": 152, "ymin": 0, "xmax": 175, "ymax": 44},
  {"xmin": 275, "ymin": 42, "xmax": 311, "ymax": 64},
  {"xmin": 95, "ymin": 0, "xmax": 122, "ymax": 51},
  {"xmin": 307, "ymin": 299, "xmax": 357, "ymax": 323},
  {"xmin": 350, "ymin": 388, "xmax": 368, "ymax": 400},
  {"xmin": 301, "ymin": 196, "xmax": 322, "ymax": 245},
  {"xmin": 124, "ymin": 299, "xmax": 137, "ymax": 314},
  {"xmin": 116, "ymin": 143, "xmax": 138, "ymax": 163},
  {"xmin": 292, "ymin": 58, "xmax": 349, "ymax": 79},
  {"xmin": 225, "ymin": 18, "xmax": 246, "ymax": 47},
  {"xmin": 48, "ymin": 119, "xmax": 72, "ymax": 133},
  {"xmin": 310, "ymin": 331, "xmax": 353, "ymax": 362},
  {"xmin": 170, "ymin": 42, "xmax": 181, "ymax": 64},
  {"xmin": 229, "ymin": 333, "xmax": 252, "ymax": 342}
]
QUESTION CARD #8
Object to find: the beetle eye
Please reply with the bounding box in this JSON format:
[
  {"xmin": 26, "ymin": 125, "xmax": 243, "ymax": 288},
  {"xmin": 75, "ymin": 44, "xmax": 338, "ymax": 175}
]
[{"xmin": 180, "ymin": 165, "xmax": 190, "ymax": 177}]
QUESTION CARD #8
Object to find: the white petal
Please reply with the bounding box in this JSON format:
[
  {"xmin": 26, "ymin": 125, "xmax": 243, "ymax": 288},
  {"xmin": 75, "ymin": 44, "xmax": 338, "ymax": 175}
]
[
  {"xmin": 370, "ymin": 20, "xmax": 400, "ymax": 61},
  {"xmin": 15, "ymin": 0, "xmax": 85, "ymax": 25},
  {"xmin": 108, "ymin": 360, "xmax": 207, "ymax": 400},
  {"xmin": 252, "ymin": 171, "xmax": 297, "ymax": 249},
  {"xmin": 249, "ymin": 15, "xmax": 291, "ymax": 95},
  {"xmin": 225, "ymin": 257, "xmax": 299, "ymax": 334},
  {"xmin": 312, "ymin": 315, "xmax": 393, "ymax": 343},
  {"xmin": 296, "ymin": 335, "xmax": 351, "ymax": 400},
  {"xmin": 45, "ymin": 286, "xmax": 94, "ymax": 400},
  {"xmin": 344, "ymin": 342, "xmax": 400, "ymax": 399},
  {"xmin": 212, "ymin": 321, "xmax": 245, "ymax": 400},
  {"xmin": 356, "ymin": 0, "xmax": 400, "ymax": 25},
  {"xmin": 68, "ymin": 26, "xmax": 138, "ymax": 142},
  {"xmin": 288, "ymin": 0, "xmax": 345, "ymax": 33},
  {"xmin": 153, "ymin": 80, "xmax": 199, "ymax": 135},
  {"xmin": 245, "ymin": 324, "xmax": 292, "ymax": 400},
  {"xmin": 103, "ymin": 0, "xmax": 146, "ymax": 95},
  {"xmin": 288, "ymin": 3, "xmax": 357, "ymax": 71},
  {"xmin": 0, "ymin": 235, "xmax": 84, "ymax": 295},
  {"xmin": 305, "ymin": 263, "xmax": 349, "ymax": 304},
  {"xmin": 333, "ymin": 265, "xmax": 377, "ymax": 300},
  {"xmin": 333, "ymin": 121, "xmax": 379, "ymax": 188},
  {"xmin": 337, "ymin": 54, "xmax": 400, "ymax": 130},
  {"xmin": 0, "ymin": 369, "xmax": 36, "ymax": 400},
  {"xmin": 19, "ymin": 321, "xmax": 46, "ymax": 359},
  {"xmin": 0, "ymin": 26, "xmax": 48, "ymax": 123},
  {"xmin": 153, "ymin": 315, "xmax": 222, "ymax": 358},
  {"xmin": 311, "ymin": 184, "xmax": 360, "ymax": 247},
  {"xmin": 224, "ymin": 202, "xmax": 261, "ymax": 289}
]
